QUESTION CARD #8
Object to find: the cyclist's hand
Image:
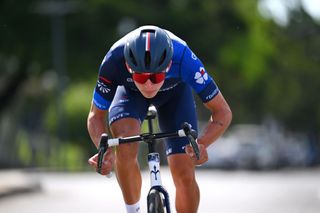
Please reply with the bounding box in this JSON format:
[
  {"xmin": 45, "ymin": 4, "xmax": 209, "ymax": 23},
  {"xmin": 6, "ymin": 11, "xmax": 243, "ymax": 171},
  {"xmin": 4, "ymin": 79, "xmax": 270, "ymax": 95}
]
[
  {"xmin": 88, "ymin": 148, "xmax": 114, "ymax": 175},
  {"xmin": 185, "ymin": 143, "xmax": 208, "ymax": 166}
]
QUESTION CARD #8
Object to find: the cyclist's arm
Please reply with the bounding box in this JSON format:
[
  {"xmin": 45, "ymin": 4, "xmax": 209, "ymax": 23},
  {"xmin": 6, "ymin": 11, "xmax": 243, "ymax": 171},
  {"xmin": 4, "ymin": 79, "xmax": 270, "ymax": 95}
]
[
  {"xmin": 87, "ymin": 102, "xmax": 109, "ymax": 148},
  {"xmin": 198, "ymin": 92, "xmax": 232, "ymax": 148}
]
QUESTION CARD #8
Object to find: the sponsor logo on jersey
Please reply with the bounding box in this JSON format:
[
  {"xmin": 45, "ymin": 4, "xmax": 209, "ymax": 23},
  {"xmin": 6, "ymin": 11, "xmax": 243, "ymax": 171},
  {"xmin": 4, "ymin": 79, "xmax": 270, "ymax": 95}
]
[
  {"xmin": 194, "ymin": 67, "xmax": 208, "ymax": 84},
  {"xmin": 97, "ymin": 80, "xmax": 111, "ymax": 94},
  {"xmin": 109, "ymin": 112, "xmax": 130, "ymax": 123},
  {"xmin": 205, "ymin": 88, "xmax": 219, "ymax": 101}
]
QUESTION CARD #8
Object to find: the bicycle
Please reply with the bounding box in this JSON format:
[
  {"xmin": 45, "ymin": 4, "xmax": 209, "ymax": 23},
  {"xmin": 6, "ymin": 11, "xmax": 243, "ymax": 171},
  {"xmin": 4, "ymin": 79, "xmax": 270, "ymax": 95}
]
[{"xmin": 97, "ymin": 105, "xmax": 200, "ymax": 213}]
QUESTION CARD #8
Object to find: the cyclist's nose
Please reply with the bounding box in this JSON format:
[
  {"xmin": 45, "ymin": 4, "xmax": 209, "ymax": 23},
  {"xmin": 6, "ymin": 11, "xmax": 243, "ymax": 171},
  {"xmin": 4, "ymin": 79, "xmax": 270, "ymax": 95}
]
[{"xmin": 144, "ymin": 79, "xmax": 154, "ymax": 88}]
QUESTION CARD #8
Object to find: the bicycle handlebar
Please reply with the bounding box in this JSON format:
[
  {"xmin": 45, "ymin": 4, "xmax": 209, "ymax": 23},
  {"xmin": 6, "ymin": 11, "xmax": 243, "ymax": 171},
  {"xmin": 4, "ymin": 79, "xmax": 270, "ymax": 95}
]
[{"xmin": 97, "ymin": 122, "xmax": 199, "ymax": 174}]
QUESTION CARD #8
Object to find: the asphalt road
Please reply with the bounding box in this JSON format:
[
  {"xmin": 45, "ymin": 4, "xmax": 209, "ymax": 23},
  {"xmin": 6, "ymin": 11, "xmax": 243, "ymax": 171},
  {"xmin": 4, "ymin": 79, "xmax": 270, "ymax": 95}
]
[{"xmin": 0, "ymin": 168, "xmax": 319, "ymax": 213}]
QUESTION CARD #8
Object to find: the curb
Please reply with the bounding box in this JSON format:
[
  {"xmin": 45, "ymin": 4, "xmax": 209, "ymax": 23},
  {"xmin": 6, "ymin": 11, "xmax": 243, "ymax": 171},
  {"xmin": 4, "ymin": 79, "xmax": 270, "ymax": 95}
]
[{"xmin": 0, "ymin": 170, "xmax": 41, "ymax": 199}]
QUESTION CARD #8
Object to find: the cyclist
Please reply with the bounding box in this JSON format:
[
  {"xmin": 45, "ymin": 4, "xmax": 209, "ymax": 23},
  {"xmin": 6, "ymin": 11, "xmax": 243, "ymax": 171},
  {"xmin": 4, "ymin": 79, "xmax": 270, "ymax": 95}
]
[{"xmin": 87, "ymin": 25, "xmax": 232, "ymax": 213}]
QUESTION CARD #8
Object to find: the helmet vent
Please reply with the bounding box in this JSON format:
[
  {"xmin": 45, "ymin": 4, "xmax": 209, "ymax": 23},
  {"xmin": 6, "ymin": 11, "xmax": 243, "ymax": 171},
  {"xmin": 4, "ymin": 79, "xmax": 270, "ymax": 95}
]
[
  {"xmin": 141, "ymin": 29, "xmax": 156, "ymax": 34},
  {"xmin": 145, "ymin": 51, "xmax": 151, "ymax": 69},
  {"xmin": 129, "ymin": 49, "xmax": 137, "ymax": 66},
  {"xmin": 158, "ymin": 50, "xmax": 166, "ymax": 66}
]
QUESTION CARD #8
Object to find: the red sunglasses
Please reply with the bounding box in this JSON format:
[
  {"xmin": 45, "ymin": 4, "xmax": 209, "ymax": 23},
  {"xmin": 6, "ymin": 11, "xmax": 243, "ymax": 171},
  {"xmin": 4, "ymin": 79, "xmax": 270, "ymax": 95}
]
[{"xmin": 132, "ymin": 72, "xmax": 166, "ymax": 84}]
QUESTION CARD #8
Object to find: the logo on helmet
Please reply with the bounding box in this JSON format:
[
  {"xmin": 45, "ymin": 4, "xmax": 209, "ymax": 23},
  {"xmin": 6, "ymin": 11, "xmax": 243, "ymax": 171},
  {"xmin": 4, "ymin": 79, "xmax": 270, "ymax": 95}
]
[
  {"xmin": 191, "ymin": 52, "xmax": 197, "ymax": 60},
  {"xmin": 194, "ymin": 67, "xmax": 208, "ymax": 84}
]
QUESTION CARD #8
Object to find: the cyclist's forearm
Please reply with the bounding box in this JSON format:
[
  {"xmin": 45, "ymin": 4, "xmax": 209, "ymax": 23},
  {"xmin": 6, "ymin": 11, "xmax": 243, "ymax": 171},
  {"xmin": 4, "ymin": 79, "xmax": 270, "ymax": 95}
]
[
  {"xmin": 198, "ymin": 107, "xmax": 232, "ymax": 148},
  {"xmin": 87, "ymin": 111, "xmax": 109, "ymax": 149}
]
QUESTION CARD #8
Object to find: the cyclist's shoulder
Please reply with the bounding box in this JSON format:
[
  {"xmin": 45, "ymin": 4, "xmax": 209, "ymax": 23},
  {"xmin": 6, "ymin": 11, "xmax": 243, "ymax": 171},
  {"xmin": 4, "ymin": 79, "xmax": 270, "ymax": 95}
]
[
  {"xmin": 100, "ymin": 35, "xmax": 128, "ymax": 72},
  {"xmin": 106, "ymin": 37, "xmax": 126, "ymax": 60},
  {"xmin": 99, "ymin": 37, "xmax": 127, "ymax": 80},
  {"xmin": 165, "ymin": 30, "xmax": 187, "ymax": 46},
  {"xmin": 165, "ymin": 30, "xmax": 188, "ymax": 58}
]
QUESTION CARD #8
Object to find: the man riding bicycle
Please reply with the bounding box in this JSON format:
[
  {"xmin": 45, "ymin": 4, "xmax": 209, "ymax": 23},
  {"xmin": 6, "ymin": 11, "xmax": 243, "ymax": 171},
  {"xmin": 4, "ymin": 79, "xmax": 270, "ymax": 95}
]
[{"xmin": 87, "ymin": 25, "xmax": 232, "ymax": 213}]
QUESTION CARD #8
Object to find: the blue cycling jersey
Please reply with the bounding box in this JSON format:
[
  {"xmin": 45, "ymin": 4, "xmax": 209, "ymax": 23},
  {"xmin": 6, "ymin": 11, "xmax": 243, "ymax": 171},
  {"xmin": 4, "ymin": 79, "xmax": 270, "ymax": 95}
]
[{"xmin": 93, "ymin": 30, "xmax": 219, "ymax": 110}]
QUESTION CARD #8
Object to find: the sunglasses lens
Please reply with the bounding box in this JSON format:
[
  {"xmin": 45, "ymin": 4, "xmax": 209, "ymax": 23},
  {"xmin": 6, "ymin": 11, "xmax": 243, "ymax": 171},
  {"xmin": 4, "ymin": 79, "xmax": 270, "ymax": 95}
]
[
  {"xmin": 150, "ymin": 73, "xmax": 165, "ymax": 84},
  {"xmin": 132, "ymin": 73, "xmax": 149, "ymax": 84},
  {"xmin": 133, "ymin": 73, "xmax": 165, "ymax": 84}
]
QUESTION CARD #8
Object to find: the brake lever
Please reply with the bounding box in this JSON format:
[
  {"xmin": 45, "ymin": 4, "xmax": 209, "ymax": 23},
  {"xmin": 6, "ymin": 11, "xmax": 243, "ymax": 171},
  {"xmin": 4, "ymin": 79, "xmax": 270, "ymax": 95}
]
[
  {"xmin": 97, "ymin": 133, "xmax": 109, "ymax": 174},
  {"xmin": 182, "ymin": 123, "xmax": 200, "ymax": 160}
]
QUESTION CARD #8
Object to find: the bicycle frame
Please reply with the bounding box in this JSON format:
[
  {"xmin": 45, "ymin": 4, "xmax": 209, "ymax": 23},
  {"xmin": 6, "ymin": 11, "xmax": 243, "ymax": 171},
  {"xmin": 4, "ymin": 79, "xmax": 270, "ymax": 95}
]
[
  {"xmin": 145, "ymin": 106, "xmax": 171, "ymax": 212},
  {"xmin": 97, "ymin": 105, "xmax": 199, "ymax": 212}
]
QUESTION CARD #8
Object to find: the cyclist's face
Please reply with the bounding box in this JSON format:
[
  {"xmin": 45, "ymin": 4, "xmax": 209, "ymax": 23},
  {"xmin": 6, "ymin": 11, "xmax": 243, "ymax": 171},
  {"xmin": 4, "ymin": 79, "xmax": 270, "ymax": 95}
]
[{"xmin": 134, "ymin": 79, "xmax": 164, "ymax": 98}]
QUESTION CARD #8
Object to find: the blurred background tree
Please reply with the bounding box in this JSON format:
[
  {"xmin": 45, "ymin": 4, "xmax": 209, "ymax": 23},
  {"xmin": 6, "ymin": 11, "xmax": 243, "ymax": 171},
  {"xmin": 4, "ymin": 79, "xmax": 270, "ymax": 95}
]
[{"xmin": 0, "ymin": 0, "xmax": 319, "ymax": 169}]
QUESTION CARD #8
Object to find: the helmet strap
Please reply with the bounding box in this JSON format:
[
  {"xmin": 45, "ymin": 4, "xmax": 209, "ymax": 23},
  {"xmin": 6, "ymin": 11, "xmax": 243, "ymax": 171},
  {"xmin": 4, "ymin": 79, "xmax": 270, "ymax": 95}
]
[{"xmin": 125, "ymin": 62, "xmax": 134, "ymax": 74}]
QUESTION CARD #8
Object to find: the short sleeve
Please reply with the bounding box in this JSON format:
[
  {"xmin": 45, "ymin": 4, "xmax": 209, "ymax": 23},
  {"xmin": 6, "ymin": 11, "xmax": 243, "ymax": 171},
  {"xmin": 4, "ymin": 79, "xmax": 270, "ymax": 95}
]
[{"xmin": 180, "ymin": 47, "xmax": 219, "ymax": 102}]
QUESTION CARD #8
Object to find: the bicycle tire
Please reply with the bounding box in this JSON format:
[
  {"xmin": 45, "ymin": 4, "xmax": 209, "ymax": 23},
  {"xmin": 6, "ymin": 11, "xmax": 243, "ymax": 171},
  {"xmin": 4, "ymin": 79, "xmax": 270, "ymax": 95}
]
[{"xmin": 147, "ymin": 189, "xmax": 165, "ymax": 213}]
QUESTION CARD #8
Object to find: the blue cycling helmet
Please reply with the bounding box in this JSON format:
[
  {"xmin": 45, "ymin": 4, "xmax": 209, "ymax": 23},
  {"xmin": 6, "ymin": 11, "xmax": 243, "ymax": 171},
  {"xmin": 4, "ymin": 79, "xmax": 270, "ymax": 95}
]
[{"xmin": 124, "ymin": 25, "xmax": 173, "ymax": 73}]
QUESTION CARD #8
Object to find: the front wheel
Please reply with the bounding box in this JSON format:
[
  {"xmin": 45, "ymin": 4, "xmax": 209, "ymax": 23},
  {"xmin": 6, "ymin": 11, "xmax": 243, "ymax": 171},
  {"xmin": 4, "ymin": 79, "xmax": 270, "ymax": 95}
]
[{"xmin": 147, "ymin": 189, "xmax": 165, "ymax": 213}]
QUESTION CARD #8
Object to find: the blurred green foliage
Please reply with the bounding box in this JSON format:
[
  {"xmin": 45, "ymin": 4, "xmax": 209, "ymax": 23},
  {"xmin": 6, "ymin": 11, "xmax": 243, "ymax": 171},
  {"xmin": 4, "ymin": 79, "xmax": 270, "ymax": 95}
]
[{"xmin": 0, "ymin": 0, "xmax": 319, "ymax": 169}]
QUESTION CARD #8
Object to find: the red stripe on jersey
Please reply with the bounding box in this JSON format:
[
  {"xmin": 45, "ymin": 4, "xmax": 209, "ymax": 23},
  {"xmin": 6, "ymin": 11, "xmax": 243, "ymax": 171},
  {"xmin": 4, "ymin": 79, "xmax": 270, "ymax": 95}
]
[{"xmin": 99, "ymin": 76, "xmax": 112, "ymax": 83}]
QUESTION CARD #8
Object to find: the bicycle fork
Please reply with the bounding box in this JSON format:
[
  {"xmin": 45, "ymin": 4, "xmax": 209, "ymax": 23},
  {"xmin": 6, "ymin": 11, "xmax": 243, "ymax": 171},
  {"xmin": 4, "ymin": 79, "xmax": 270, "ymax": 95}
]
[{"xmin": 147, "ymin": 152, "xmax": 171, "ymax": 213}]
